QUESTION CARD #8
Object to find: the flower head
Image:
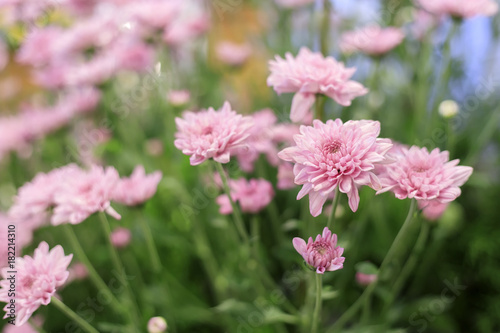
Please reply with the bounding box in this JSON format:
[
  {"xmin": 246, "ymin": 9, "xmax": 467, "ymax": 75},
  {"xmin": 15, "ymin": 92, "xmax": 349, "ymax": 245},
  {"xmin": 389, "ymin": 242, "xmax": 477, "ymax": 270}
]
[
  {"xmin": 215, "ymin": 41, "xmax": 252, "ymax": 66},
  {"xmin": 278, "ymin": 119, "xmax": 392, "ymax": 216},
  {"xmin": 174, "ymin": 101, "xmax": 253, "ymax": 165},
  {"xmin": 0, "ymin": 242, "xmax": 72, "ymax": 326},
  {"xmin": 216, "ymin": 178, "xmax": 275, "ymax": 214},
  {"xmin": 267, "ymin": 47, "xmax": 368, "ymax": 122},
  {"xmin": 293, "ymin": 227, "xmax": 345, "ymax": 274},
  {"xmin": 112, "ymin": 166, "xmax": 162, "ymax": 206},
  {"xmin": 148, "ymin": 316, "xmax": 168, "ymax": 333},
  {"xmin": 416, "ymin": 0, "xmax": 498, "ymax": 18},
  {"xmin": 340, "ymin": 25, "xmax": 405, "ymax": 56},
  {"xmin": 376, "ymin": 146, "xmax": 473, "ymax": 203},
  {"xmin": 110, "ymin": 227, "xmax": 132, "ymax": 248}
]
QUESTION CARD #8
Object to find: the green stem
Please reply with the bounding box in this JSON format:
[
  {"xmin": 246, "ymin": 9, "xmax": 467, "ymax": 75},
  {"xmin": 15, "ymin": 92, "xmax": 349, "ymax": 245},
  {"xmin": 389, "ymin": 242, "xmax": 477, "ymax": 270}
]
[
  {"xmin": 327, "ymin": 186, "xmax": 341, "ymax": 230},
  {"xmin": 327, "ymin": 199, "xmax": 418, "ymax": 332},
  {"xmin": 320, "ymin": 0, "xmax": 331, "ymax": 56},
  {"xmin": 137, "ymin": 211, "xmax": 162, "ymax": 273},
  {"xmin": 51, "ymin": 297, "xmax": 99, "ymax": 333},
  {"xmin": 62, "ymin": 225, "xmax": 125, "ymax": 316},
  {"xmin": 98, "ymin": 213, "xmax": 141, "ymax": 328},
  {"xmin": 315, "ymin": 94, "xmax": 326, "ymax": 122},
  {"xmin": 464, "ymin": 105, "xmax": 500, "ymax": 166},
  {"xmin": 311, "ymin": 274, "xmax": 323, "ymax": 333},
  {"xmin": 214, "ymin": 162, "xmax": 250, "ymax": 245}
]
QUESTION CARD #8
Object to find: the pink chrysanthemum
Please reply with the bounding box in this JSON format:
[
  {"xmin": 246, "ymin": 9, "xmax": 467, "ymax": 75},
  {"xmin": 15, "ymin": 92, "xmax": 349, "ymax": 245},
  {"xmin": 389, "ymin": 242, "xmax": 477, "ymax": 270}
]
[
  {"xmin": 278, "ymin": 119, "xmax": 392, "ymax": 216},
  {"xmin": 340, "ymin": 25, "xmax": 405, "ymax": 56},
  {"xmin": 416, "ymin": 0, "xmax": 498, "ymax": 18},
  {"xmin": 174, "ymin": 101, "xmax": 253, "ymax": 165},
  {"xmin": 292, "ymin": 227, "xmax": 345, "ymax": 274},
  {"xmin": 216, "ymin": 178, "xmax": 275, "ymax": 214},
  {"xmin": 267, "ymin": 47, "xmax": 368, "ymax": 123},
  {"xmin": 376, "ymin": 146, "xmax": 473, "ymax": 203},
  {"xmin": 112, "ymin": 166, "xmax": 162, "ymax": 206},
  {"xmin": 0, "ymin": 242, "xmax": 72, "ymax": 326},
  {"xmin": 51, "ymin": 165, "xmax": 121, "ymax": 225}
]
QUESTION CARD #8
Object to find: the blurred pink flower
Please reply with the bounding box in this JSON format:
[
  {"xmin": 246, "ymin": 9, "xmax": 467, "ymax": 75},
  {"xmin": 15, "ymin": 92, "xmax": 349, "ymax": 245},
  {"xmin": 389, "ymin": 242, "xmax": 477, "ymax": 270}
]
[
  {"xmin": 174, "ymin": 101, "xmax": 253, "ymax": 165},
  {"xmin": 112, "ymin": 166, "xmax": 162, "ymax": 206},
  {"xmin": 278, "ymin": 119, "xmax": 392, "ymax": 216},
  {"xmin": 0, "ymin": 242, "xmax": 72, "ymax": 326},
  {"xmin": 145, "ymin": 139, "xmax": 164, "ymax": 156},
  {"xmin": 110, "ymin": 227, "xmax": 132, "ymax": 248},
  {"xmin": 293, "ymin": 227, "xmax": 345, "ymax": 274},
  {"xmin": 277, "ymin": 162, "xmax": 296, "ymax": 190},
  {"xmin": 215, "ymin": 41, "xmax": 252, "ymax": 66},
  {"xmin": 0, "ymin": 214, "xmax": 34, "ymax": 269},
  {"xmin": 275, "ymin": 0, "xmax": 315, "ymax": 8},
  {"xmin": 419, "ymin": 200, "xmax": 449, "ymax": 221},
  {"xmin": 377, "ymin": 146, "xmax": 473, "ymax": 203},
  {"xmin": 356, "ymin": 272, "xmax": 377, "ymax": 286},
  {"xmin": 340, "ymin": 25, "xmax": 405, "ymax": 56},
  {"xmin": 167, "ymin": 90, "xmax": 190, "ymax": 106},
  {"xmin": 163, "ymin": 9, "xmax": 209, "ymax": 45},
  {"xmin": 216, "ymin": 178, "xmax": 275, "ymax": 214},
  {"xmin": 148, "ymin": 316, "xmax": 168, "ymax": 333},
  {"xmin": 416, "ymin": 0, "xmax": 498, "ymax": 18},
  {"xmin": 268, "ymin": 47, "xmax": 368, "ymax": 123},
  {"xmin": 51, "ymin": 165, "xmax": 121, "ymax": 225},
  {"xmin": 66, "ymin": 263, "xmax": 89, "ymax": 283},
  {"xmin": 412, "ymin": 10, "xmax": 441, "ymax": 39},
  {"xmin": 2, "ymin": 315, "xmax": 43, "ymax": 333}
]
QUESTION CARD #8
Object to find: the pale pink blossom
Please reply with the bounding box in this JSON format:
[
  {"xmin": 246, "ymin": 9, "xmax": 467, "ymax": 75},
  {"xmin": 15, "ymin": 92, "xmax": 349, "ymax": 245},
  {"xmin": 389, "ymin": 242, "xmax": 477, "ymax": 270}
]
[
  {"xmin": 174, "ymin": 101, "xmax": 253, "ymax": 165},
  {"xmin": 340, "ymin": 25, "xmax": 405, "ymax": 56},
  {"xmin": 163, "ymin": 8, "xmax": 209, "ymax": 45},
  {"xmin": 167, "ymin": 90, "xmax": 190, "ymax": 106},
  {"xmin": 66, "ymin": 263, "xmax": 88, "ymax": 283},
  {"xmin": 416, "ymin": 0, "xmax": 498, "ymax": 18},
  {"xmin": 268, "ymin": 47, "xmax": 368, "ymax": 122},
  {"xmin": 277, "ymin": 162, "xmax": 296, "ymax": 190},
  {"xmin": 0, "ymin": 242, "xmax": 72, "ymax": 326},
  {"xmin": 376, "ymin": 146, "xmax": 473, "ymax": 203},
  {"xmin": 0, "ymin": 214, "xmax": 34, "ymax": 268},
  {"xmin": 278, "ymin": 119, "xmax": 392, "ymax": 216},
  {"xmin": 112, "ymin": 166, "xmax": 162, "ymax": 206},
  {"xmin": 356, "ymin": 272, "xmax": 377, "ymax": 286},
  {"xmin": 419, "ymin": 200, "xmax": 449, "ymax": 221},
  {"xmin": 412, "ymin": 10, "xmax": 441, "ymax": 39},
  {"xmin": 148, "ymin": 316, "xmax": 168, "ymax": 333},
  {"xmin": 215, "ymin": 41, "xmax": 252, "ymax": 66},
  {"xmin": 275, "ymin": 0, "xmax": 315, "ymax": 8},
  {"xmin": 110, "ymin": 227, "xmax": 132, "ymax": 248},
  {"xmin": 292, "ymin": 227, "xmax": 345, "ymax": 274},
  {"xmin": 51, "ymin": 165, "xmax": 121, "ymax": 225},
  {"xmin": 216, "ymin": 178, "xmax": 275, "ymax": 214},
  {"xmin": 2, "ymin": 315, "xmax": 43, "ymax": 333}
]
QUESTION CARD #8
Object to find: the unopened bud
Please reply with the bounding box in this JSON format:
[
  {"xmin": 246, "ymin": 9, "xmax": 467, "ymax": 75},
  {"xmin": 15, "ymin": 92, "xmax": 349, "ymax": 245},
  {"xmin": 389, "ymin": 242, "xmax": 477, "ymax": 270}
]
[
  {"xmin": 148, "ymin": 316, "xmax": 167, "ymax": 333},
  {"xmin": 439, "ymin": 100, "xmax": 459, "ymax": 119}
]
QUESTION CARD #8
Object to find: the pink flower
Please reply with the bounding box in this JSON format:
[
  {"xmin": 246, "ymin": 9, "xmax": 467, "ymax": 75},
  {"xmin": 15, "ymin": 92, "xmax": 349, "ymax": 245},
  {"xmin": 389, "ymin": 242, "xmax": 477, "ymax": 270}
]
[
  {"xmin": 66, "ymin": 263, "xmax": 89, "ymax": 283},
  {"xmin": 167, "ymin": 90, "xmax": 190, "ymax": 106},
  {"xmin": 216, "ymin": 178, "xmax": 275, "ymax": 214},
  {"xmin": 376, "ymin": 146, "xmax": 473, "ymax": 203},
  {"xmin": 147, "ymin": 316, "xmax": 168, "ymax": 333},
  {"xmin": 174, "ymin": 101, "xmax": 253, "ymax": 165},
  {"xmin": 419, "ymin": 200, "xmax": 449, "ymax": 221},
  {"xmin": 267, "ymin": 47, "xmax": 368, "ymax": 122},
  {"xmin": 0, "ymin": 214, "xmax": 34, "ymax": 269},
  {"xmin": 0, "ymin": 242, "xmax": 72, "ymax": 326},
  {"xmin": 110, "ymin": 227, "xmax": 132, "ymax": 248},
  {"xmin": 274, "ymin": 0, "xmax": 315, "ymax": 8},
  {"xmin": 278, "ymin": 119, "xmax": 392, "ymax": 216},
  {"xmin": 340, "ymin": 25, "xmax": 405, "ymax": 56},
  {"xmin": 112, "ymin": 166, "xmax": 162, "ymax": 206},
  {"xmin": 215, "ymin": 41, "xmax": 252, "ymax": 66},
  {"xmin": 292, "ymin": 227, "xmax": 345, "ymax": 274},
  {"xmin": 2, "ymin": 315, "xmax": 43, "ymax": 333},
  {"xmin": 51, "ymin": 165, "xmax": 121, "ymax": 225},
  {"xmin": 416, "ymin": 0, "xmax": 498, "ymax": 18},
  {"xmin": 356, "ymin": 272, "xmax": 377, "ymax": 286},
  {"xmin": 277, "ymin": 162, "xmax": 296, "ymax": 190}
]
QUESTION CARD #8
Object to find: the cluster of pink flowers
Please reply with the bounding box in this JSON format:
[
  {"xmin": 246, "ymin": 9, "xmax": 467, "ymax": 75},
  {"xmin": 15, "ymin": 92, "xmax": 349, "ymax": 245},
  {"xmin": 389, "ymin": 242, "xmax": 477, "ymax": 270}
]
[
  {"xmin": 174, "ymin": 101, "xmax": 254, "ymax": 165},
  {"xmin": 217, "ymin": 178, "xmax": 275, "ymax": 214},
  {"xmin": 8, "ymin": 164, "xmax": 162, "ymax": 226},
  {"xmin": 293, "ymin": 227, "xmax": 345, "ymax": 274},
  {"xmin": 340, "ymin": 25, "xmax": 405, "ymax": 56},
  {"xmin": 268, "ymin": 47, "xmax": 368, "ymax": 123},
  {"xmin": 416, "ymin": 0, "xmax": 498, "ymax": 18},
  {"xmin": 279, "ymin": 119, "xmax": 393, "ymax": 216},
  {"xmin": 0, "ymin": 88, "xmax": 100, "ymax": 161},
  {"xmin": 0, "ymin": 242, "xmax": 72, "ymax": 326}
]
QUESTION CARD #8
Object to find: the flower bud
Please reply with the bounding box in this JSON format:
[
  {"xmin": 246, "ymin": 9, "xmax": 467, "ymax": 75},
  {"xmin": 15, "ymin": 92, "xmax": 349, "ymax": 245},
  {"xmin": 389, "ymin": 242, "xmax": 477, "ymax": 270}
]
[
  {"xmin": 439, "ymin": 100, "xmax": 459, "ymax": 119},
  {"xmin": 148, "ymin": 316, "xmax": 168, "ymax": 333}
]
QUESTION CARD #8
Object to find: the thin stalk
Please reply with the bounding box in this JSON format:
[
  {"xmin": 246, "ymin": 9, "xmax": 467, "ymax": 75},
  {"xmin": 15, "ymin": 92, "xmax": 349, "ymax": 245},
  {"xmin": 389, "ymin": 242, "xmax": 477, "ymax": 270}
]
[
  {"xmin": 327, "ymin": 186, "xmax": 341, "ymax": 230},
  {"xmin": 311, "ymin": 274, "xmax": 323, "ymax": 333},
  {"xmin": 214, "ymin": 162, "xmax": 250, "ymax": 245},
  {"xmin": 320, "ymin": 0, "xmax": 331, "ymax": 56},
  {"xmin": 62, "ymin": 225, "xmax": 126, "ymax": 316},
  {"xmin": 51, "ymin": 297, "xmax": 99, "ymax": 333},
  {"xmin": 98, "ymin": 213, "xmax": 141, "ymax": 328},
  {"xmin": 315, "ymin": 94, "xmax": 326, "ymax": 122},
  {"xmin": 327, "ymin": 199, "xmax": 418, "ymax": 332},
  {"xmin": 137, "ymin": 211, "xmax": 162, "ymax": 273}
]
